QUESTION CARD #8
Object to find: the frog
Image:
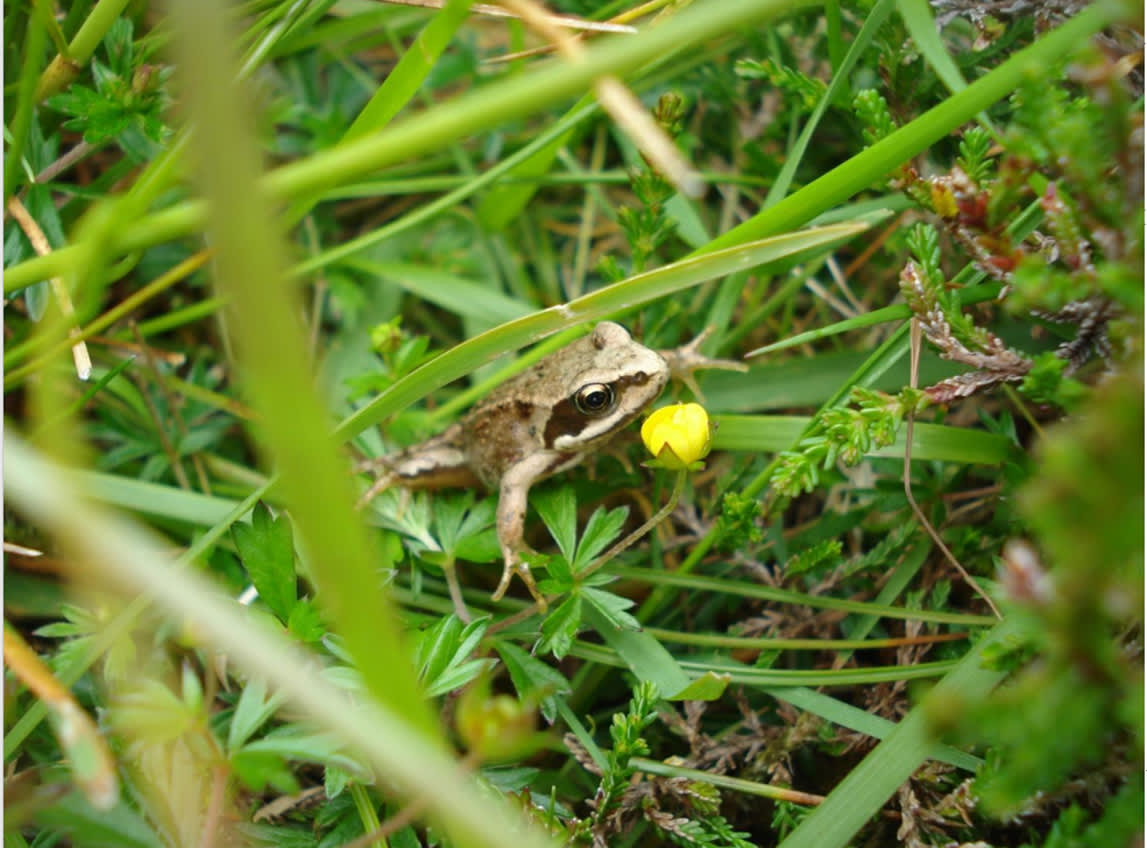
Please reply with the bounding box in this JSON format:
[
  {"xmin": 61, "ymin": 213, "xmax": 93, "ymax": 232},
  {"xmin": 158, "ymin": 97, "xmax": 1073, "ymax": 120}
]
[{"xmin": 357, "ymin": 322, "xmax": 745, "ymax": 612}]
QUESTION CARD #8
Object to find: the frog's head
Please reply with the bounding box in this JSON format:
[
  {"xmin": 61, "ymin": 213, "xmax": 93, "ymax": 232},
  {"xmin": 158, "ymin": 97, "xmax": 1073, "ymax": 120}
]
[{"xmin": 544, "ymin": 322, "xmax": 669, "ymax": 451}]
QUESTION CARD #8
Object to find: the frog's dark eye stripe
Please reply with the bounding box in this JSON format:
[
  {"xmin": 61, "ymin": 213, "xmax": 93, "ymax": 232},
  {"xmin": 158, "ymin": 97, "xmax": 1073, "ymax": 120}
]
[{"xmin": 544, "ymin": 372, "xmax": 656, "ymax": 449}]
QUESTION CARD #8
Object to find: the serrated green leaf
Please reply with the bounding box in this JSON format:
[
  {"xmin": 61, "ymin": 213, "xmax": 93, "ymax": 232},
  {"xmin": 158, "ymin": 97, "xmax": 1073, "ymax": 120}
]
[
  {"xmin": 416, "ymin": 613, "xmax": 464, "ymax": 686},
  {"xmin": 287, "ymin": 599, "xmax": 325, "ymax": 644},
  {"xmin": 495, "ymin": 641, "xmax": 572, "ymax": 722},
  {"xmin": 227, "ymin": 676, "xmax": 284, "ymax": 752},
  {"xmin": 232, "ymin": 503, "xmax": 297, "ymax": 623},
  {"xmin": 582, "ymin": 587, "xmax": 640, "ymax": 632},
  {"xmin": 539, "ymin": 595, "xmax": 582, "ymax": 660},
  {"xmin": 424, "ymin": 658, "xmax": 497, "ymax": 698},
  {"xmin": 573, "ymin": 506, "xmax": 628, "ymax": 570},
  {"xmin": 533, "ymin": 487, "xmax": 578, "ymax": 562},
  {"xmin": 668, "ymin": 672, "xmax": 731, "ymax": 702},
  {"xmin": 538, "ymin": 552, "xmax": 573, "ymax": 588},
  {"xmin": 229, "ymin": 749, "xmax": 300, "ymax": 794},
  {"xmin": 241, "ymin": 727, "xmax": 372, "ymax": 781}
]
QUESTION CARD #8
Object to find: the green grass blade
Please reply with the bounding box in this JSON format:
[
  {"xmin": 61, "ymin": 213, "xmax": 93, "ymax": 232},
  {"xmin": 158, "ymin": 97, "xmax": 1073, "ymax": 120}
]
[
  {"xmin": 4, "ymin": 10, "xmax": 48, "ymax": 203},
  {"xmin": 581, "ymin": 604, "xmax": 692, "ymax": 699},
  {"xmin": 344, "ymin": 260, "xmax": 533, "ymax": 325},
  {"xmin": 3, "ymin": 433, "xmax": 558, "ymax": 848},
  {"xmin": 613, "ymin": 566, "xmax": 997, "ymax": 626},
  {"xmin": 898, "ymin": 0, "xmax": 969, "ymax": 97},
  {"xmin": 4, "ymin": 0, "xmax": 816, "ymax": 292},
  {"xmin": 166, "ymin": 0, "xmax": 441, "ymax": 747},
  {"xmin": 700, "ymin": 2, "xmax": 1113, "ymax": 253},
  {"xmin": 73, "ymin": 471, "xmax": 242, "ymax": 526},
  {"xmin": 765, "ymin": 686, "xmax": 981, "ymax": 771},
  {"xmin": 765, "ymin": 0, "xmax": 895, "ymax": 205},
  {"xmin": 342, "ymin": 0, "xmax": 472, "ymax": 142},
  {"xmin": 336, "ymin": 222, "xmax": 870, "ymax": 441},
  {"xmin": 713, "ymin": 415, "xmax": 1016, "ymax": 465},
  {"xmin": 778, "ymin": 616, "xmax": 1025, "ymax": 848}
]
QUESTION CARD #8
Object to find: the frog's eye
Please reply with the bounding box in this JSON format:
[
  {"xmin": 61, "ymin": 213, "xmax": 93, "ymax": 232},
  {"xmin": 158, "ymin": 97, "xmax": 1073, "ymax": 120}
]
[{"xmin": 573, "ymin": 383, "xmax": 616, "ymax": 416}]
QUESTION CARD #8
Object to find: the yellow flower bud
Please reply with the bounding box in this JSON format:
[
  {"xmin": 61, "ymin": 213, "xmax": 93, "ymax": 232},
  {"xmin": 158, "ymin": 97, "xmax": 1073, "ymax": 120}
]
[
  {"xmin": 455, "ymin": 679, "xmax": 538, "ymax": 761},
  {"xmin": 641, "ymin": 402, "xmax": 712, "ymax": 470}
]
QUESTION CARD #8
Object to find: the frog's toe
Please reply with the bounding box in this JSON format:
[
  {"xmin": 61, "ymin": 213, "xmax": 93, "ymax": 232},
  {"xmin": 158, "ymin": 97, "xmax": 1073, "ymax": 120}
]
[
  {"xmin": 354, "ymin": 471, "xmax": 396, "ymax": 511},
  {"xmin": 491, "ymin": 556, "xmax": 548, "ymax": 612}
]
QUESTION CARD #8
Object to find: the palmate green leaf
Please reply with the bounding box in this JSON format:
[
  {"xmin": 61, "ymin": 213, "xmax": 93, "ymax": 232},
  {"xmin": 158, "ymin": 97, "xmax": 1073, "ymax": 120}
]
[
  {"xmin": 424, "ymin": 659, "xmax": 498, "ymax": 699},
  {"xmin": 413, "ymin": 614, "xmax": 495, "ymax": 698},
  {"xmin": 232, "ymin": 502, "xmax": 297, "ymax": 624},
  {"xmin": 106, "ymin": 679, "xmax": 199, "ymax": 746},
  {"xmin": 429, "ymin": 492, "xmax": 499, "ymax": 564},
  {"xmin": 286, "ymin": 599, "xmax": 325, "ymax": 644},
  {"xmin": 453, "ymin": 529, "xmax": 500, "ymax": 565},
  {"xmin": 227, "ymin": 676, "xmax": 284, "ymax": 752},
  {"xmin": 31, "ymin": 791, "xmax": 165, "ymax": 848},
  {"xmin": 573, "ymin": 506, "xmax": 629, "ymax": 570},
  {"xmin": 539, "ymin": 595, "xmax": 582, "ymax": 660}
]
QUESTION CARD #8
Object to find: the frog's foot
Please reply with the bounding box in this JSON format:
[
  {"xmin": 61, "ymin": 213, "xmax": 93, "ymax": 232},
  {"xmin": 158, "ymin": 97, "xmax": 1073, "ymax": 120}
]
[
  {"xmin": 491, "ymin": 551, "xmax": 548, "ymax": 612},
  {"xmin": 660, "ymin": 327, "xmax": 748, "ymax": 399},
  {"xmin": 354, "ymin": 468, "xmax": 397, "ymax": 511}
]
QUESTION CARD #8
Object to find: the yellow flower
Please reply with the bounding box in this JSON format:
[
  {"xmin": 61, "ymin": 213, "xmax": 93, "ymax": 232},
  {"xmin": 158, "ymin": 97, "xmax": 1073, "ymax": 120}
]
[{"xmin": 641, "ymin": 402, "xmax": 712, "ymax": 470}]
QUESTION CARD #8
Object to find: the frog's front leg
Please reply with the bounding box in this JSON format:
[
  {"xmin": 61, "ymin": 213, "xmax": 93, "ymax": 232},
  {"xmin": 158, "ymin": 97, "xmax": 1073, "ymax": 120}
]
[{"xmin": 491, "ymin": 452, "xmax": 567, "ymax": 611}]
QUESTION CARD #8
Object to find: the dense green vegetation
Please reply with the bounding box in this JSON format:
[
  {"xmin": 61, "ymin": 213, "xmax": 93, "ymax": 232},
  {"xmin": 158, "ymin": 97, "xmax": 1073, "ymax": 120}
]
[{"xmin": 4, "ymin": 1, "xmax": 1142, "ymax": 846}]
